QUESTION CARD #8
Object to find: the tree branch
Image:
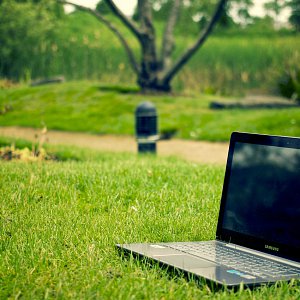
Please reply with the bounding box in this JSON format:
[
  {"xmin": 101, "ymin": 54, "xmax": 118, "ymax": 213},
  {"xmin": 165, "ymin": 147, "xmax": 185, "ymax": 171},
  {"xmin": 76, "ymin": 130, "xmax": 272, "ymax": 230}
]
[
  {"xmin": 57, "ymin": 0, "xmax": 140, "ymax": 74},
  {"xmin": 160, "ymin": 0, "xmax": 181, "ymax": 70},
  {"xmin": 104, "ymin": 0, "xmax": 142, "ymax": 41},
  {"xmin": 161, "ymin": 0, "xmax": 227, "ymax": 84}
]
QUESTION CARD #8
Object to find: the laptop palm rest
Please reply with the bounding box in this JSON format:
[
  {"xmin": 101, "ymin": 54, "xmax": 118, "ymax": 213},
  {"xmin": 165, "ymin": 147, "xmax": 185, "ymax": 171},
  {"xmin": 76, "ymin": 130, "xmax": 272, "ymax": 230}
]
[{"xmin": 153, "ymin": 254, "xmax": 217, "ymax": 269}]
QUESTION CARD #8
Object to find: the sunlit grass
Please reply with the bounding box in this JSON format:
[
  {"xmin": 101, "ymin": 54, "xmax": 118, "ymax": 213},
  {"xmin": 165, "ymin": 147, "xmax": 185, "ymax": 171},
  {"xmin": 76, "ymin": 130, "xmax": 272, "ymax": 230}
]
[
  {"xmin": 0, "ymin": 81, "xmax": 299, "ymax": 141},
  {"xmin": 1, "ymin": 145, "xmax": 300, "ymax": 299}
]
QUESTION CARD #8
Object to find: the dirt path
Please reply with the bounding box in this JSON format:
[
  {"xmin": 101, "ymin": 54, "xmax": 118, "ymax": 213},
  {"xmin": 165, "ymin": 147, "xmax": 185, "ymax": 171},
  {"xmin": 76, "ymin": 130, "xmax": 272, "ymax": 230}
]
[{"xmin": 0, "ymin": 126, "xmax": 229, "ymax": 165}]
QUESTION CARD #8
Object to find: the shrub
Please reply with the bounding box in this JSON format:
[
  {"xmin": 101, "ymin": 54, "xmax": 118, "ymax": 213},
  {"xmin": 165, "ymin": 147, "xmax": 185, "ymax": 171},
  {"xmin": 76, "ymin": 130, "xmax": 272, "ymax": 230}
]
[{"xmin": 278, "ymin": 68, "xmax": 300, "ymax": 102}]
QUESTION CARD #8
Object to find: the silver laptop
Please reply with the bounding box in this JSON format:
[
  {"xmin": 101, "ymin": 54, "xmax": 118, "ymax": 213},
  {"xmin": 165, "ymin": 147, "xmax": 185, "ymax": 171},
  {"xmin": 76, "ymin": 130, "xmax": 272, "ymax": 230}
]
[{"xmin": 117, "ymin": 132, "xmax": 300, "ymax": 287}]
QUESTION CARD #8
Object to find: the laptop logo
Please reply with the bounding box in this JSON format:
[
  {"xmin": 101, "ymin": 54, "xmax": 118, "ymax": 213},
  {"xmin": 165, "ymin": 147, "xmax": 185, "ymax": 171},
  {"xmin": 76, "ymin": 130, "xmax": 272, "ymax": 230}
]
[{"xmin": 265, "ymin": 245, "xmax": 279, "ymax": 252}]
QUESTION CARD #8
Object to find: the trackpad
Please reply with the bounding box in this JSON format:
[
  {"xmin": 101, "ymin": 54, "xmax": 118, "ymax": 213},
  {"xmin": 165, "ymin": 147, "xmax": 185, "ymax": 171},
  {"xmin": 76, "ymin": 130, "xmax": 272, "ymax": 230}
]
[{"xmin": 153, "ymin": 254, "xmax": 216, "ymax": 269}]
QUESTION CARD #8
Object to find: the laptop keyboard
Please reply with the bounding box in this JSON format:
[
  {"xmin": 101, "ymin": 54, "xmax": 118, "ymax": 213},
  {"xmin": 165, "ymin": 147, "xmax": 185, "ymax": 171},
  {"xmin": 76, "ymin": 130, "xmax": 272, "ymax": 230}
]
[{"xmin": 165, "ymin": 241, "xmax": 300, "ymax": 279}]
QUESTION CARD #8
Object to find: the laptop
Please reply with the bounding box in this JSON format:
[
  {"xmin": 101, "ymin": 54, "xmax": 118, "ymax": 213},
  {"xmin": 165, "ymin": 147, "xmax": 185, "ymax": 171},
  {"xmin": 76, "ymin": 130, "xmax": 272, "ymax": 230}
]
[{"xmin": 116, "ymin": 132, "xmax": 300, "ymax": 287}]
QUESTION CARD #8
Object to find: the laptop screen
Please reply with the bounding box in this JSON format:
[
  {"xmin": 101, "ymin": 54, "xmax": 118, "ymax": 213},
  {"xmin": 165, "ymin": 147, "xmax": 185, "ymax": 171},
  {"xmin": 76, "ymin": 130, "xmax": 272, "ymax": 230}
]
[{"xmin": 218, "ymin": 133, "xmax": 300, "ymax": 260}]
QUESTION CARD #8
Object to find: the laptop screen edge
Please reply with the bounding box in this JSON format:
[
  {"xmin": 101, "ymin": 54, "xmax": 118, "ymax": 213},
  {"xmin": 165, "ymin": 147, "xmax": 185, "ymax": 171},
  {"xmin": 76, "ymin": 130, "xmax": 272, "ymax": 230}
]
[{"xmin": 216, "ymin": 131, "xmax": 300, "ymax": 263}]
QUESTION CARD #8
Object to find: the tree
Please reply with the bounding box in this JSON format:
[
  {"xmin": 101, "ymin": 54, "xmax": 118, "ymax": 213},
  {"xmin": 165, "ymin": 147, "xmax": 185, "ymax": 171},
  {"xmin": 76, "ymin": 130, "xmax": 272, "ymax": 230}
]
[
  {"xmin": 287, "ymin": 0, "xmax": 300, "ymax": 31},
  {"xmin": 264, "ymin": 0, "xmax": 284, "ymax": 24},
  {"xmin": 96, "ymin": 0, "xmax": 111, "ymax": 15},
  {"xmin": 0, "ymin": 0, "xmax": 63, "ymax": 80},
  {"xmin": 58, "ymin": 0, "xmax": 227, "ymax": 92},
  {"xmin": 231, "ymin": 0, "xmax": 254, "ymax": 25}
]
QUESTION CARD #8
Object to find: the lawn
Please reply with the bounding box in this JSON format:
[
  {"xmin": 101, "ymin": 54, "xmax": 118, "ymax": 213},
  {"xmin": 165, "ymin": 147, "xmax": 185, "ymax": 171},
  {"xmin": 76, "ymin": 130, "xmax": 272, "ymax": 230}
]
[
  {"xmin": 1, "ymin": 144, "xmax": 300, "ymax": 299},
  {"xmin": 0, "ymin": 81, "xmax": 299, "ymax": 142}
]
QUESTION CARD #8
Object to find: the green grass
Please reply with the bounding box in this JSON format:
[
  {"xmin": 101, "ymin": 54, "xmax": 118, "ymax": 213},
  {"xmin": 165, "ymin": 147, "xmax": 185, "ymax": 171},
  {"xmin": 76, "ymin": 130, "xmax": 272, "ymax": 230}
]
[
  {"xmin": 1, "ymin": 144, "xmax": 300, "ymax": 299},
  {"xmin": 3, "ymin": 10, "xmax": 300, "ymax": 94},
  {"xmin": 1, "ymin": 81, "xmax": 300, "ymax": 141}
]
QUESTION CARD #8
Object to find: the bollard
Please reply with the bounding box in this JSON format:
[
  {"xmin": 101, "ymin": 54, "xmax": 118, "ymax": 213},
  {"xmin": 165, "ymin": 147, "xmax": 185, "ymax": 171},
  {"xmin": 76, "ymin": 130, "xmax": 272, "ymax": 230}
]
[{"xmin": 135, "ymin": 101, "xmax": 159, "ymax": 153}]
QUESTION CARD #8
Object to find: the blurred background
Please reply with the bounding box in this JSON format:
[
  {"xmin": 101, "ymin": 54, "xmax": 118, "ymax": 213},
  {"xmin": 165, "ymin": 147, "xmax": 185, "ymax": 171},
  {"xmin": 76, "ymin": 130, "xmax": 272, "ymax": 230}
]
[{"xmin": 0, "ymin": 0, "xmax": 299, "ymax": 97}]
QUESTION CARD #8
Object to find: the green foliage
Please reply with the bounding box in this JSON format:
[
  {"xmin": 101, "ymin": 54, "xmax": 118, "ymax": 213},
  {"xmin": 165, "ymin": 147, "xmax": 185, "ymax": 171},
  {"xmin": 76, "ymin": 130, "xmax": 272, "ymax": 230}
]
[
  {"xmin": 0, "ymin": 1, "xmax": 299, "ymax": 94},
  {"xmin": 174, "ymin": 0, "xmax": 220, "ymax": 30},
  {"xmin": 151, "ymin": 0, "xmax": 235, "ymax": 32},
  {"xmin": 277, "ymin": 51, "xmax": 300, "ymax": 102},
  {"xmin": 0, "ymin": 82, "xmax": 300, "ymax": 141},
  {"xmin": 287, "ymin": 0, "xmax": 300, "ymax": 31},
  {"xmin": 3, "ymin": 7, "xmax": 300, "ymax": 94},
  {"xmin": 180, "ymin": 35, "xmax": 300, "ymax": 95},
  {"xmin": 230, "ymin": 0, "xmax": 254, "ymax": 25},
  {"xmin": 0, "ymin": 0, "xmax": 63, "ymax": 80},
  {"xmin": 278, "ymin": 69, "xmax": 300, "ymax": 102},
  {"xmin": 264, "ymin": 0, "xmax": 285, "ymax": 18},
  {"xmin": 151, "ymin": 0, "xmax": 253, "ymax": 31},
  {"xmin": 96, "ymin": 0, "xmax": 112, "ymax": 15},
  {"xmin": 245, "ymin": 16, "xmax": 276, "ymax": 33}
]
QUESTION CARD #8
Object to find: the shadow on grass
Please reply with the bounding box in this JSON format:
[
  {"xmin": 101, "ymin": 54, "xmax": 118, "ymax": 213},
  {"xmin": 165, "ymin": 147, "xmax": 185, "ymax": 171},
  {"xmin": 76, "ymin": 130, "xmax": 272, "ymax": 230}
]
[
  {"xmin": 210, "ymin": 99, "xmax": 300, "ymax": 110},
  {"xmin": 99, "ymin": 84, "xmax": 140, "ymax": 94}
]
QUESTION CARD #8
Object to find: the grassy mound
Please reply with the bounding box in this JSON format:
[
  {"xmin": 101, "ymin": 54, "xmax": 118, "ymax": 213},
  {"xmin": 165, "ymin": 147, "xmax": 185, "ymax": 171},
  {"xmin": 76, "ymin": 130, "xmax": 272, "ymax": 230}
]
[{"xmin": 1, "ymin": 82, "xmax": 300, "ymax": 141}]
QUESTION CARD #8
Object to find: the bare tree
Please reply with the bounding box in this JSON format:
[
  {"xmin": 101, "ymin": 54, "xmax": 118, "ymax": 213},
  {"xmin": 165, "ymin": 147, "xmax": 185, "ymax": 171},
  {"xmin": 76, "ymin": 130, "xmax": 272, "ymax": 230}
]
[{"xmin": 58, "ymin": 0, "xmax": 227, "ymax": 93}]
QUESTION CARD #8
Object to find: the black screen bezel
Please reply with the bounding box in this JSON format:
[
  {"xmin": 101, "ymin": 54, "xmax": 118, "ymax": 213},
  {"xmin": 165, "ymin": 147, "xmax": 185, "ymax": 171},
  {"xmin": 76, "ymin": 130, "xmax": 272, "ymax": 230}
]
[{"xmin": 216, "ymin": 132, "xmax": 300, "ymax": 262}]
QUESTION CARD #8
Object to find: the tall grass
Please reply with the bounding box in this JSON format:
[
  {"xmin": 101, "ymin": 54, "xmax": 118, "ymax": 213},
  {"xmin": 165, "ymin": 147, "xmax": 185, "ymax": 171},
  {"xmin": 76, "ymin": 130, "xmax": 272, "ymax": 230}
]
[
  {"xmin": 3, "ymin": 11, "xmax": 300, "ymax": 95},
  {"xmin": 175, "ymin": 36, "xmax": 300, "ymax": 95}
]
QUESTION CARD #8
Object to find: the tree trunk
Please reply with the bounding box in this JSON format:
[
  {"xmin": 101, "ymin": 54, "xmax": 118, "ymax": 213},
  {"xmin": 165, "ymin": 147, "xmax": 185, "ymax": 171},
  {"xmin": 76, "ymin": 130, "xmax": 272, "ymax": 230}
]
[
  {"xmin": 136, "ymin": 0, "xmax": 227, "ymax": 93},
  {"xmin": 136, "ymin": 0, "xmax": 160, "ymax": 92},
  {"xmin": 58, "ymin": 0, "xmax": 227, "ymax": 93},
  {"xmin": 137, "ymin": 76, "xmax": 171, "ymax": 93}
]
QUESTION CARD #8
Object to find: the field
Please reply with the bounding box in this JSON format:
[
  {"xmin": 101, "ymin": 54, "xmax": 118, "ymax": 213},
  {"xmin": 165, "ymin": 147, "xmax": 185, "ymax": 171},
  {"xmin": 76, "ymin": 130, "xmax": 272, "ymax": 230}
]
[
  {"xmin": 1, "ymin": 145, "xmax": 300, "ymax": 299},
  {"xmin": 6, "ymin": 11, "xmax": 300, "ymax": 95},
  {"xmin": 0, "ymin": 81, "xmax": 299, "ymax": 142},
  {"xmin": 2, "ymin": 5, "xmax": 300, "ymax": 299}
]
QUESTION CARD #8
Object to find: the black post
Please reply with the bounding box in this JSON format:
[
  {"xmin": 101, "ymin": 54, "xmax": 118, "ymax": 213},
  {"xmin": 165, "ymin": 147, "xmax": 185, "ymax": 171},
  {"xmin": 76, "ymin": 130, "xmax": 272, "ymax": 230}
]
[{"xmin": 135, "ymin": 101, "xmax": 158, "ymax": 154}]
